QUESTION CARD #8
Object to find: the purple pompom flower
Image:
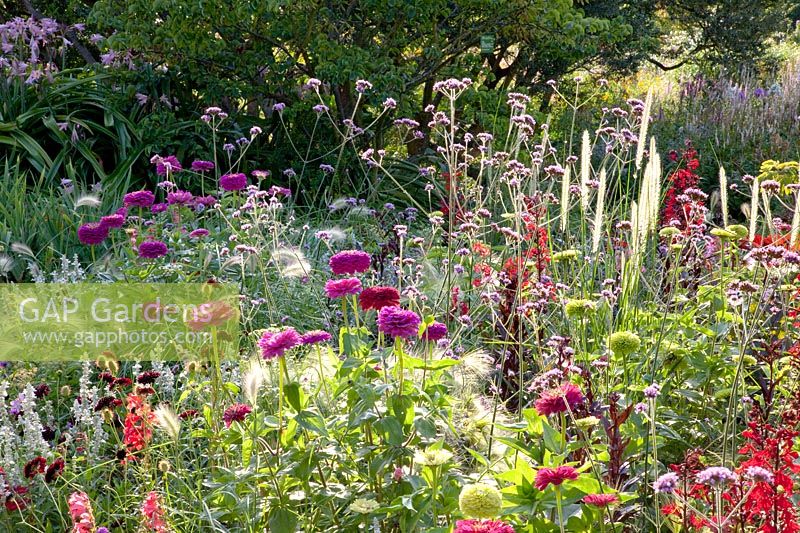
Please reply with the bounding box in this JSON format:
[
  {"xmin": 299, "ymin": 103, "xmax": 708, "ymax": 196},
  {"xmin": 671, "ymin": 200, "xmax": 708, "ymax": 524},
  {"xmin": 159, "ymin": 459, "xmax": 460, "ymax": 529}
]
[
  {"xmin": 422, "ymin": 321, "xmax": 448, "ymax": 342},
  {"xmin": 99, "ymin": 213, "xmax": 125, "ymax": 229},
  {"xmin": 220, "ymin": 173, "xmax": 247, "ymax": 191},
  {"xmin": 138, "ymin": 240, "xmax": 168, "ymax": 258},
  {"xmin": 77, "ymin": 223, "xmax": 109, "ymax": 245},
  {"xmin": 696, "ymin": 467, "xmax": 738, "ymax": 487},
  {"xmin": 155, "ymin": 155, "xmax": 182, "ymax": 176},
  {"xmin": 191, "ymin": 160, "xmax": 215, "ymax": 172},
  {"xmin": 377, "ymin": 306, "xmax": 421, "ymax": 338},
  {"xmin": 653, "ymin": 473, "xmax": 680, "ymax": 494},
  {"xmin": 123, "ymin": 190, "xmax": 155, "ymax": 208},
  {"xmin": 329, "ymin": 250, "xmax": 371, "ymax": 275}
]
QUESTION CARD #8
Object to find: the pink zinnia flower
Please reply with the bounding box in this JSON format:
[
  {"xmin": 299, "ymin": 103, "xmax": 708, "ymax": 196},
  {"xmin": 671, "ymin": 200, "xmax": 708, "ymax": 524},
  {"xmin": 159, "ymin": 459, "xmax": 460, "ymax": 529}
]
[
  {"xmin": 359, "ymin": 286, "xmax": 401, "ymax": 310},
  {"xmin": 377, "ymin": 306, "xmax": 421, "ymax": 338},
  {"xmin": 138, "ymin": 240, "xmax": 168, "ymax": 258},
  {"xmin": 329, "ymin": 250, "xmax": 371, "ymax": 275},
  {"xmin": 454, "ymin": 519, "xmax": 516, "ymax": 533},
  {"xmin": 99, "ymin": 213, "xmax": 125, "ymax": 229},
  {"xmin": 324, "ymin": 277, "xmax": 363, "ymax": 298},
  {"xmin": 582, "ymin": 493, "xmax": 619, "ymax": 507},
  {"xmin": 68, "ymin": 491, "xmax": 95, "ymax": 533},
  {"xmin": 123, "ymin": 190, "xmax": 155, "ymax": 207},
  {"xmin": 77, "ymin": 222, "xmax": 109, "ymax": 245},
  {"xmin": 141, "ymin": 491, "xmax": 169, "ymax": 532},
  {"xmin": 167, "ymin": 190, "xmax": 193, "ymax": 205},
  {"xmin": 222, "ymin": 403, "xmax": 252, "ymax": 427},
  {"xmin": 220, "ymin": 173, "xmax": 247, "ymax": 191},
  {"xmin": 422, "ymin": 321, "xmax": 448, "ymax": 341},
  {"xmin": 258, "ymin": 328, "xmax": 302, "ymax": 360},
  {"xmin": 301, "ymin": 330, "xmax": 332, "ymax": 345},
  {"xmin": 535, "ymin": 466, "xmax": 579, "ymax": 490},
  {"xmin": 534, "ymin": 382, "xmax": 584, "ymax": 416}
]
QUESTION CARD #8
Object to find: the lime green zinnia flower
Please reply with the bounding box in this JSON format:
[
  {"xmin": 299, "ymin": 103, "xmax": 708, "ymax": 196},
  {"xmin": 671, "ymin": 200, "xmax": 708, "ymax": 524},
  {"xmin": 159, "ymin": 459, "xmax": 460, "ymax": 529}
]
[{"xmin": 459, "ymin": 483, "xmax": 503, "ymax": 519}]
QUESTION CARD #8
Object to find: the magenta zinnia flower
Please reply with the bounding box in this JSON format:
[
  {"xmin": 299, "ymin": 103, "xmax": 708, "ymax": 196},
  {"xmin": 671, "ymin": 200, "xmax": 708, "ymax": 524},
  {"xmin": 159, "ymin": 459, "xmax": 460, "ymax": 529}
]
[
  {"xmin": 188, "ymin": 228, "xmax": 209, "ymax": 239},
  {"xmin": 301, "ymin": 330, "xmax": 333, "ymax": 345},
  {"xmin": 359, "ymin": 286, "xmax": 401, "ymax": 310},
  {"xmin": 123, "ymin": 190, "xmax": 155, "ymax": 207},
  {"xmin": 167, "ymin": 190, "xmax": 193, "ymax": 205},
  {"xmin": 329, "ymin": 250, "xmax": 371, "ymax": 275},
  {"xmin": 258, "ymin": 328, "xmax": 302, "ymax": 360},
  {"xmin": 222, "ymin": 403, "xmax": 252, "ymax": 427},
  {"xmin": 220, "ymin": 173, "xmax": 247, "ymax": 191},
  {"xmin": 324, "ymin": 277, "xmax": 363, "ymax": 298},
  {"xmin": 191, "ymin": 160, "xmax": 215, "ymax": 172},
  {"xmin": 99, "ymin": 213, "xmax": 125, "ymax": 229},
  {"xmin": 377, "ymin": 306, "xmax": 421, "ymax": 338},
  {"xmin": 151, "ymin": 203, "xmax": 168, "ymax": 213},
  {"xmin": 77, "ymin": 222, "xmax": 109, "ymax": 245},
  {"xmin": 422, "ymin": 321, "xmax": 448, "ymax": 342},
  {"xmin": 138, "ymin": 240, "xmax": 168, "ymax": 258},
  {"xmin": 534, "ymin": 382, "xmax": 584, "ymax": 416},
  {"xmin": 454, "ymin": 519, "xmax": 516, "ymax": 533},
  {"xmin": 582, "ymin": 493, "xmax": 619, "ymax": 507},
  {"xmin": 534, "ymin": 465, "xmax": 578, "ymax": 490}
]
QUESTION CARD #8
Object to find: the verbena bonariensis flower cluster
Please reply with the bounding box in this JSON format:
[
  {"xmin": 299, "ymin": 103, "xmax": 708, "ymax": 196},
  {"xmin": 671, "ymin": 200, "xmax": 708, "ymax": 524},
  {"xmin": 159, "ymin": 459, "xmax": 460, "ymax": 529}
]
[{"xmin": 4, "ymin": 75, "xmax": 800, "ymax": 533}]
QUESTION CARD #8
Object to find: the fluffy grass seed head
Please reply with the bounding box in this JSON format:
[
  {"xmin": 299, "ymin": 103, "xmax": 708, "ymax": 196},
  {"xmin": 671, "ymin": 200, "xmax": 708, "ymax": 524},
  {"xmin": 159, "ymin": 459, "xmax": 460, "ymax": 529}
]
[{"xmin": 154, "ymin": 404, "xmax": 181, "ymax": 441}]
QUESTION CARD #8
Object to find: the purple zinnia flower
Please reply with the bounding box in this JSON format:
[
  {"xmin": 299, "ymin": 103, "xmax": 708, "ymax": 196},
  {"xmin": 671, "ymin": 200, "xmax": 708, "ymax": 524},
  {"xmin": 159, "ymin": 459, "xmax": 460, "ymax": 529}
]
[
  {"xmin": 155, "ymin": 155, "xmax": 182, "ymax": 176},
  {"xmin": 329, "ymin": 250, "xmax": 371, "ymax": 275},
  {"xmin": 422, "ymin": 321, "xmax": 448, "ymax": 342},
  {"xmin": 696, "ymin": 467, "xmax": 738, "ymax": 487},
  {"xmin": 258, "ymin": 328, "xmax": 302, "ymax": 360},
  {"xmin": 151, "ymin": 203, "xmax": 168, "ymax": 213},
  {"xmin": 123, "ymin": 190, "xmax": 155, "ymax": 208},
  {"xmin": 188, "ymin": 228, "xmax": 209, "ymax": 239},
  {"xmin": 194, "ymin": 195, "xmax": 218, "ymax": 207},
  {"xmin": 99, "ymin": 213, "xmax": 125, "ymax": 229},
  {"xmin": 301, "ymin": 330, "xmax": 333, "ymax": 345},
  {"xmin": 167, "ymin": 190, "xmax": 193, "ymax": 205},
  {"xmin": 653, "ymin": 472, "xmax": 680, "ymax": 494},
  {"xmin": 220, "ymin": 173, "xmax": 247, "ymax": 191},
  {"xmin": 324, "ymin": 278, "xmax": 363, "ymax": 299},
  {"xmin": 377, "ymin": 306, "xmax": 421, "ymax": 338},
  {"xmin": 77, "ymin": 223, "xmax": 109, "ymax": 245},
  {"xmin": 191, "ymin": 160, "xmax": 215, "ymax": 172},
  {"xmin": 138, "ymin": 240, "xmax": 168, "ymax": 259}
]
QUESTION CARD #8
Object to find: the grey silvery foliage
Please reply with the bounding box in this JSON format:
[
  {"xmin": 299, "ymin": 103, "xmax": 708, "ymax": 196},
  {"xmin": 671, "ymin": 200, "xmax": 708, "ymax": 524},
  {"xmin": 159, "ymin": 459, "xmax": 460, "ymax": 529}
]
[
  {"xmin": 70, "ymin": 362, "xmax": 108, "ymax": 459},
  {"xmin": 19, "ymin": 384, "xmax": 50, "ymax": 458},
  {"xmin": 0, "ymin": 381, "xmax": 21, "ymax": 483},
  {"xmin": 152, "ymin": 360, "xmax": 176, "ymax": 397},
  {"xmin": 33, "ymin": 255, "xmax": 87, "ymax": 283}
]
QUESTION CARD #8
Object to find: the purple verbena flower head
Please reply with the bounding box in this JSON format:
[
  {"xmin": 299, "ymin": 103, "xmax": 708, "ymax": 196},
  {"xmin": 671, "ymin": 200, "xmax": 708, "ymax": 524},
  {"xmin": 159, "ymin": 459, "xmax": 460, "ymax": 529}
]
[
  {"xmin": 696, "ymin": 467, "xmax": 738, "ymax": 487},
  {"xmin": 653, "ymin": 473, "xmax": 679, "ymax": 494}
]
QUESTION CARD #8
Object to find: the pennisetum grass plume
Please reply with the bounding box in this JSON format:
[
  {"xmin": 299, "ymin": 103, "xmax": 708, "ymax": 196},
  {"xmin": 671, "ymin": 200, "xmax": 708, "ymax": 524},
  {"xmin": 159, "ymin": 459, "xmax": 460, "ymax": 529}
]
[
  {"xmin": 719, "ymin": 166, "xmax": 729, "ymax": 226},
  {"xmin": 580, "ymin": 130, "xmax": 591, "ymax": 211},
  {"xmin": 748, "ymin": 177, "xmax": 760, "ymax": 242},
  {"xmin": 560, "ymin": 166, "xmax": 571, "ymax": 233},
  {"xmin": 635, "ymin": 88, "xmax": 653, "ymax": 170}
]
